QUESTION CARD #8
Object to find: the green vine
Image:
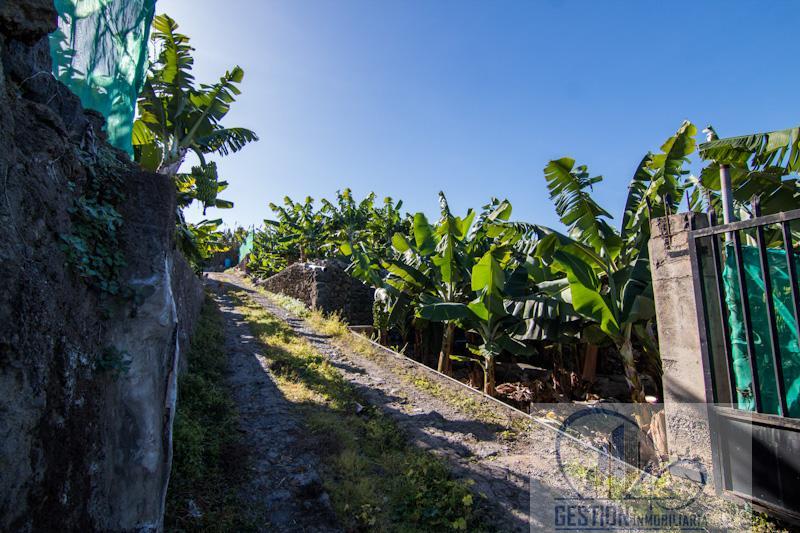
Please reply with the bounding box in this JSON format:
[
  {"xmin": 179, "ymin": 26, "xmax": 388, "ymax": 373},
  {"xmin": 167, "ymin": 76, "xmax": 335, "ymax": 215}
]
[
  {"xmin": 96, "ymin": 346, "xmax": 132, "ymax": 378},
  {"xmin": 60, "ymin": 148, "xmax": 128, "ymax": 296}
]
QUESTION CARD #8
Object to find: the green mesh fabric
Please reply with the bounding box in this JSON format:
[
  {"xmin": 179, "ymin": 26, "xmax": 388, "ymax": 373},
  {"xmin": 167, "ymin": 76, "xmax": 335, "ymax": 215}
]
[
  {"xmin": 49, "ymin": 0, "xmax": 155, "ymax": 155},
  {"xmin": 239, "ymin": 229, "xmax": 255, "ymax": 264},
  {"xmin": 724, "ymin": 244, "xmax": 800, "ymax": 417}
]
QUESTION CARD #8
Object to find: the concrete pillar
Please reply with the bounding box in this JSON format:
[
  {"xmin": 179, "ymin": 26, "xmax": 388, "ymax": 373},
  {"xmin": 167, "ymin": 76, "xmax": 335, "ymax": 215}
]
[{"xmin": 648, "ymin": 212, "xmax": 715, "ymax": 480}]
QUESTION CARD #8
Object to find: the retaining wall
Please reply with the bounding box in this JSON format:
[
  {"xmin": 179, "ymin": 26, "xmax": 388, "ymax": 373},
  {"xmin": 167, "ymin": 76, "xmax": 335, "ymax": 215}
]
[{"xmin": 256, "ymin": 260, "xmax": 374, "ymax": 325}]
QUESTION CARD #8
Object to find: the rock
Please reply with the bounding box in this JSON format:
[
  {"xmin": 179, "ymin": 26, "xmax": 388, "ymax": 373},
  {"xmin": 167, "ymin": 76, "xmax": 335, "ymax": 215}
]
[
  {"xmin": 0, "ymin": 0, "xmax": 57, "ymax": 41},
  {"xmin": 317, "ymin": 492, "xmax": 333, "ymax": 510},
  {"xmin": 289, "ymin": 470, "xmax": 323, "ymax": 498},
  {"xmin": 265, "ymin": 489, "xmax": 292, "ymax": 507},
  {"xmin": 0, "ymin": 2, "xmax": 204, "ymax": 530},
  {"xmin": 257, "ymin": 260, "xmax": 375, "ymax": 324}
]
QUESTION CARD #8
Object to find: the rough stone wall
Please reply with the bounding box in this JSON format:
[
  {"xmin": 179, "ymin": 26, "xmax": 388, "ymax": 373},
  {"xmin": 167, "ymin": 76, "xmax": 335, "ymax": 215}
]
[
  {"xmin": 257, "ymin": 261, "xmax": 316, "ymax": 303},
  {"xmin": 0, "ymin": 2, "xmax": 203, "ymax": 530},
  {"xmin": 257, "ymin": 260, "xmax": 374, "ymax": 324}
]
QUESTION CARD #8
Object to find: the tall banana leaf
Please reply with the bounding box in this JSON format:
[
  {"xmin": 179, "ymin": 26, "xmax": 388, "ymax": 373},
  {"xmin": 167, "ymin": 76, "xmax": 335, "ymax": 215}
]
[
  {"xmin": 699, "ymin": 126, "xmax": 800, "ymax": 172},
  {"xmin": 419, "ymin": 249, "xmax": 532, "ymax": 395},
  {"xmin": 544, "ymin": 158, "xmax": 621, "ymax": 261},
  {"xmin": 532, "ymin": 123, "xmax": 697, "ymax": 402},
  {"xmin": 699, "ymin": 125, "xmax": 800, "ymax": 216},
  {"xmin": 133, "ymin": 14, "xmax": 258, "ymax": 175}
]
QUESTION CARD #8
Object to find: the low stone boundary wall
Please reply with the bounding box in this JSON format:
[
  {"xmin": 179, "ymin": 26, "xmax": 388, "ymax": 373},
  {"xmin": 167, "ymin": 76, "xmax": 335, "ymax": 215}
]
[{"xmin": 256, "ymin": 260, "xmax": 374, "ymax": 324}]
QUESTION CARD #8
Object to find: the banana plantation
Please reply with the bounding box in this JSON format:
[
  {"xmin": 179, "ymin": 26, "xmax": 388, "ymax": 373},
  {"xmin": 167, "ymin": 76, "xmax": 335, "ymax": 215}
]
[
  {"xmin": 236, "ymin": 120, "xmax": 799, "ymax": 409},
  {"xmin": 4, "ymin": 1, "xmax": 800, "ymax": 531}
]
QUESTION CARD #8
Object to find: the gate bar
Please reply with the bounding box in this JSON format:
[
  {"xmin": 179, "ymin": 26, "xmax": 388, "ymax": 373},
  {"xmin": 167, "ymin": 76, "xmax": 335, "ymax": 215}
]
[
  {"xmin": 753, "ymin": 199, "xmax": 789, "ymax": 416},
  {"xmin": 692, "ymin": 207, "xmax": 800, "ymax": 237},
  {"xmin": 781, "ymin": 222, "xmax": 800, "ymax": 399},
  {"xmin": 732, "ymin": 230, "xmax": 762, "ymax": 412},
  {"xmin": 707, "ymin": 213, "xmax": 736, "ymax": 402}
]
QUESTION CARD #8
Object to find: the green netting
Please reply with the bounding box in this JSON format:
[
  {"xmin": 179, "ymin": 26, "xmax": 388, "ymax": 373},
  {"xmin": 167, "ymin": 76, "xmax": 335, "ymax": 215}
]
[
  {"xmin": 49, "ymin": 0, "xmax": 156, "ymax": 155},
  {"xmin": 239, "ymin": 229, "xmax": 255, "ymax": 264},
  {"xmin": 724, "ymin": 244, "xmax": 800, "ymax": 417}
]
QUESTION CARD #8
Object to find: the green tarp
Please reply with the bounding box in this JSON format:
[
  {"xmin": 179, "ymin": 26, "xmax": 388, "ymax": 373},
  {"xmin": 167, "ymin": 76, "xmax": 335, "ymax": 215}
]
[
  {"xmin": 724, "ymin": 244, "xmax": 800, "ymax": 417},
  {"xmin": 239, "ymin": 229, "xmax": 255, "ymax": 264},
  {"xmin": 49, "ymin": 0, "xmax": 156, "ymax": 155}
]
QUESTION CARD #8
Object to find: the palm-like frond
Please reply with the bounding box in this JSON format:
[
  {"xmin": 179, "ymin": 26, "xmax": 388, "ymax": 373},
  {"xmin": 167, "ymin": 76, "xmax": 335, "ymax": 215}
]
[
  {"xmin": 544, "ymin": 157, "xmax": 621, "ymax": 260},
  {"xmin": 150, "ymin": 14, "xmax": 194, "ymax": 90},
  {"xmin": 135, "ymin": 16, "xmax": 257, "ymax": 177},
  {"xmin": 620, "ymin": 153, "xmax": 653, "ymax": 246},
  {"xmin": 195, "ymin": 127, "xmax": 259, "ymax": 156},
  {"xmin": 699, "ymin": 126, "xmax": 800, "ymax": 172}
]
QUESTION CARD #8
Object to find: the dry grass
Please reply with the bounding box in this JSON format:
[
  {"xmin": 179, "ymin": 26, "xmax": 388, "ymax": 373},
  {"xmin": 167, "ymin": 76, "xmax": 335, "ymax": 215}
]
[
  {"xmin": 256, "ymin": 288, "xmax": 527, "ymax": 434},
  {"xmin": 229, "ymin": 290, "xmax": 485, "ymax": 532}
]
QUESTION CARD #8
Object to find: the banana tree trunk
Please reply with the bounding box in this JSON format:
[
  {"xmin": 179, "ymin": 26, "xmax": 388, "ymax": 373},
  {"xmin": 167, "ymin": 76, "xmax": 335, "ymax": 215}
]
[
  {"xmin": 437, "ymin": 323, "xmax": 455, "ymax": 375},
  {"xmin": 483, "ymin": 352, "xmax": 496, "ymax": 396},
  {"xmin": 618, "ymin": 334, "xmax": 646, "ymax": 404},
  {"xmin": 158, "ymin": 147, "xmax": 188, "ymax": 177},
  {"xmin": 414, "ymin": 325, "xmax": 423, "ymax": 361}
]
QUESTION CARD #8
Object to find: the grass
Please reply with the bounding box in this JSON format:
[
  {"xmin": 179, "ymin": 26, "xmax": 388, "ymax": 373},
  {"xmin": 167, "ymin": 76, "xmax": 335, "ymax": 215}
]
[
  {"xmin": 165, "ymin": 296, "xmax": 254, "ymax": 532},
  {"xmin": 256, "ymin": 285, "xmax": 788, "ymax": 531},
  {"xmin": 231, "ymin": 290, "xmax": 486, "ymax": 532},
  {"xmin": 264, "ymin": 290, "xmax": 312, "ymax": 318},
  {"xmin": 565, "ymin": 461, "xmax": 789, "ymax": 532},
  {"xmin": 258, "ymin": 286, "xmax": 528, "ymax": 433}
]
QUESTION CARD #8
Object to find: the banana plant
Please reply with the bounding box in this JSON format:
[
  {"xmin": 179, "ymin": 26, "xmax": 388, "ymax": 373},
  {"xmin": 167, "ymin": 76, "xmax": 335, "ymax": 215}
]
[
  {"xmin": 529, "ymin": 122, "xmax": 697, "ymax": 403},
  {"xmin": 321, "ymin": 189, "xmax": 376, "ymax": 256},
  {"xmin": 418, "ymin": 249, "xmax": 532, "ymax": 395},
  {"xmin": 267, "ymin": 196, "xmax": 327, "ymax": 262},
  {"xmin": 368, "ymin": 196, "xmax": 407, "ymax": 257},
  {"xmin": 175, "ymin": 162, "xmax": 234, "ymax": 214},
  {"xmin": 133, "ymin": 14, "xmax": 258, "ymax": 176},
  {"xmin": 698, "ymin": 125, "xmax": 800, "ymax": 216},
  {"xmin": 383, "ymin": 193, "xmax": 518, "ymax": 375},
  {"xmin": 382, "ymin": 194, "xmax": 475, "ymax": 374},
  {"xmin": 176, "ymin": 217, "xmax": 227, "ymax": 273},
  {"xmin": 247, "ymin": 225, "xmax": 290, "ymax": 279}
]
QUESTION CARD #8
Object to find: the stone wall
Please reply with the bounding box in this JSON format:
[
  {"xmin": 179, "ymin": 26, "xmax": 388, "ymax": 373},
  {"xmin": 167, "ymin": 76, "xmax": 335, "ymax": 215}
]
[
  {"xmin": 257, "ymin": 260, "xmax": 375, "ymax": 324},
  {"xmin": 0, "ymin": 2, "xmax": 203, "ymax": 530}
]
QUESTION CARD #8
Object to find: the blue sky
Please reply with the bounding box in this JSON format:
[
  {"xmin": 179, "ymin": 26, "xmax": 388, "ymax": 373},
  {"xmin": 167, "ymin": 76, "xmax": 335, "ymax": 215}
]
[{"xmin": 168, "ymin": 0, "xmax": 798, "ymax": 230}]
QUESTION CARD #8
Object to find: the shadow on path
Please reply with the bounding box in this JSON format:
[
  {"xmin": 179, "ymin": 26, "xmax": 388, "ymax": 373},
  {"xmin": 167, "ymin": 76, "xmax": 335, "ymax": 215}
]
[{"xmin": 208, "ymin": 273, "xmax": 573, "ymax": 532}]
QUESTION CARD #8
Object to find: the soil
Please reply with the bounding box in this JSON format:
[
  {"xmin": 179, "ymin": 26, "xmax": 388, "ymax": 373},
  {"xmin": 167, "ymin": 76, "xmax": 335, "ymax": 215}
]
[
  {"xmin": 207, "ymin": 271, "xmax": 601, "ymax": 531},
  {"xmin": 208, "ymin": 278, "xmax": 340, "ymax": 532}
]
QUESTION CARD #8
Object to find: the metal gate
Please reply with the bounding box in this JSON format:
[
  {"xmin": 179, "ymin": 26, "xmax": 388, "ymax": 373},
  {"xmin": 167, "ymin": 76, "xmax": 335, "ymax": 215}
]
[{"xmin": 688, "ymin": 207, "xmax": 800, "ymax": 522}]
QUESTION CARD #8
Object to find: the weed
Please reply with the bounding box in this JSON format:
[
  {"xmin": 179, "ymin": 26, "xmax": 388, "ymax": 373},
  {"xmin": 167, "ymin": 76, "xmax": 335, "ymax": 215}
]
[
  {"xmin": 261, "ymin": 289, "xmax": 311, "ymax": 317},
  {"xmin": 231, "ymin": 290, "xmax": 485, "ymax": 532},
  {"xmin": 258, "ymin": 289, "xmax": 511, "ymax": 433},
  {"xmin": 165, "ymin": 296, "xmax": 254, "ymax": 532},
  {"xmin": 60, "ymin": 148, "xmax": 129, "ymax": 297}
]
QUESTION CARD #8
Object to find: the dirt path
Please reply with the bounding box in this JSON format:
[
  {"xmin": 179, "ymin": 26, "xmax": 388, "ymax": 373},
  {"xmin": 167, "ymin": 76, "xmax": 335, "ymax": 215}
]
[
  {"xmin": 209, "ymin": 279, "xmax": 340, "ymax": 532},
  {"xmin": 206, "ymin": 271, "xmax": 608, "ymax": 531},
  {"xmin": 202, "ymin": 271, "xmax": 763, "ymax": 533}
]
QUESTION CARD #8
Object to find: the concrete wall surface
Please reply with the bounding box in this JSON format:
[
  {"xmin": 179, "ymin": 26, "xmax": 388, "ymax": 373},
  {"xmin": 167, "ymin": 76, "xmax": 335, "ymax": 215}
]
[{"xmin": 649, "ymin": 212, "xmax": 715, "ymax": 480}]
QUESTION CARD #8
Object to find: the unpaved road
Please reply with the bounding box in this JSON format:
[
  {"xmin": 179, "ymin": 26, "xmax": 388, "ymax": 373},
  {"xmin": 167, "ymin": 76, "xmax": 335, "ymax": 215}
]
[
  {"xmin": 207, "ymin": 271, "xmax": 606, "ymax": 532},
  {"xmin": 204, "ymin": 271, "xmax": 757, "ymax": 533},
  {"xmin": 209, "ymin": 277, "xmax": 340, "ymax": 531}
]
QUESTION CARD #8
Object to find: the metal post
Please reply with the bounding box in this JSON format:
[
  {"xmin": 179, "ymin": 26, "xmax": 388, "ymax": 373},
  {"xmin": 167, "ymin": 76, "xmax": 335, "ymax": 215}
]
[{"xmin": 719, "ymin": 164, "xmax": 735, "ymax": 224}]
